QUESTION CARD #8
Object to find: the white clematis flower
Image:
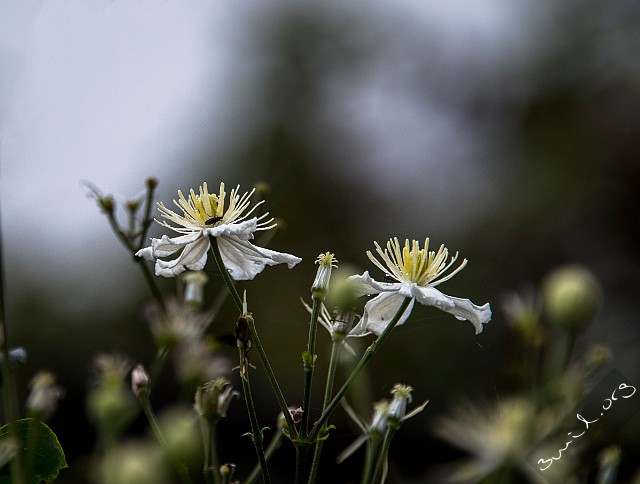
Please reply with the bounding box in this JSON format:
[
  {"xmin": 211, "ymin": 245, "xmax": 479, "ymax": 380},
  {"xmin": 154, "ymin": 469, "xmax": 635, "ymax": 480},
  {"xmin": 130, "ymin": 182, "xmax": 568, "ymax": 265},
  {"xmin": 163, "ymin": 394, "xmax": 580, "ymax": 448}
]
[
  {"xmin": 348, "ymin": 238, "xmax": 491, "ymax": 336},
  {"xmin": 136, "ymin": 182, "xmax": 301, "ymax": 279}
]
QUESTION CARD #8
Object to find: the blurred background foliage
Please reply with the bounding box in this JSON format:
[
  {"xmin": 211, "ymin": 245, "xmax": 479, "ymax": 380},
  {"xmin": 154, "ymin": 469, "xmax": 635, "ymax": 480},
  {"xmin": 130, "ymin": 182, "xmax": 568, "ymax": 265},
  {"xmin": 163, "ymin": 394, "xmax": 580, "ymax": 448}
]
[{"xmin": 3, "ymin": 0, "xmax": 640, "ymax": 482}]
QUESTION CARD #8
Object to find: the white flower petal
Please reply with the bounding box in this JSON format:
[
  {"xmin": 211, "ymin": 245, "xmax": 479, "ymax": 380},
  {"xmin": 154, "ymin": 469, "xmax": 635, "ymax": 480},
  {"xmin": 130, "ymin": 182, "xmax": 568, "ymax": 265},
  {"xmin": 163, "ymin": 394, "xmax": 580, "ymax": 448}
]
[
  {"xmin": 135, "ymin": 246, "xmax": 155, "ymax": 261},
  {"xmin": 217, "ymin": 235, "xmax": 301, "ymax": 281},
  {"xmin": 154, "ymin": 237, "xmax": 210, "ymax": 277},
  {"xmin": 204, "ymin": 218, "xmax": 257, "ymax": 241},
  {"xmin": 402, "ymin": 284, "xmax": 492, "ymax": 334},
  {"xmin": 353, "ymin": 291, "xmax": 415, "ymax": 336},
  {"xmin": 143, "ymin": 232, "xmax": 203, "ymax": 259},
  {"xmin": 347, "ymin": 271, "xmax": 401, "ymax": 297}
]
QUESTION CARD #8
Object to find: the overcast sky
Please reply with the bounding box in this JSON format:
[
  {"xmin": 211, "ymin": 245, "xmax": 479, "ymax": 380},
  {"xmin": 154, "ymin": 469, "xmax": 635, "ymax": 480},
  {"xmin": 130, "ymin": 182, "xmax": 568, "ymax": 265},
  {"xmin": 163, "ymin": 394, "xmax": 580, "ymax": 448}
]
[{"xmin": 0, "ymin": 0, "xmax": 545, "ymax": 306}]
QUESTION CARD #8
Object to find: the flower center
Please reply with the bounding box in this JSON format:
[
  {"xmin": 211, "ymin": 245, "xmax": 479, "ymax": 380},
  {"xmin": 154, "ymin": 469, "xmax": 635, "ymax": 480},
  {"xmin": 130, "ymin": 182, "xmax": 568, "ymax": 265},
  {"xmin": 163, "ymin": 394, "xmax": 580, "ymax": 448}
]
[
  {"xmin": 189, "ymin": 185, "xmax": 222, "ymax": 224},
  {"xmin": 367, "ymin": 238, "xmax": 468, "ymax": 287}
]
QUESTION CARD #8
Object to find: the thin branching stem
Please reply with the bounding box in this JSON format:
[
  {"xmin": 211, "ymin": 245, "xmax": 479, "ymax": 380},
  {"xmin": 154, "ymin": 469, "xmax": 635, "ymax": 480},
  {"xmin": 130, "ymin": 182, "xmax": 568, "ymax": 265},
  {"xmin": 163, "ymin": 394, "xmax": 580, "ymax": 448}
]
[
  {"xmin": 245, "ymin": 429, "xmax": 284, "ymax": 484},
  {"xmin": 238, "ymin": 346, "xmax": 271, "ymax": 484},
  {"xmin": 307, "ymin": 339, "xmax": 341, "ymax": 484},
  {"xmin": 300, "ymin": 297, "xmax": 322, "ymax": 437},
  {"xmin": 371, "ymin": 427, "xmax": 396, "ymax": 484},
  {"xmin": 138, "ymin": 393, "xmax": 193, "ymax": 484},
  {"xmin": 208, "ymin": 236, "xmax": 297, "ymax": 436},
  {"xmin": 361, "ymin": 437, "xmax": 381, "ymax": 484},
  {"xmin": 308, "ymin": 297, "xmax": 413, "ymax": 442},
  {"xmin": 202, "ymin": 419, "xmax": 220, "ymax": 484}
]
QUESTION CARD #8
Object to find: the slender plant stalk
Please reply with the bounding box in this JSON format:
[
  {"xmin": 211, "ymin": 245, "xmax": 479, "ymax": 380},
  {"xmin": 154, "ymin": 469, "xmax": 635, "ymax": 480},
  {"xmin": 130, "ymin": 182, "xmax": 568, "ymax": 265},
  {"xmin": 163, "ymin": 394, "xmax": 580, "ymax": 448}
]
[
  {"xmin": 138, "ymin": 393, "xmax": 193, "ymax": 484},
  {"xmin": 371, "ymin": 428, "xmax": 396, "ymax": 484},
  {"xmin": 309, "ymin": 297, "xmax": 412, "ymax": 442},
  {"xmin": 238, "ymin": 346, "xmax": 271, "ymax": 484},
  {"xmin": 245, "ymin": 429, "xmax": 284, "ymax": 484},
  {"xmin": 208, "ymin": 237, "xmax": 243, "ymax": 310},
  {"xmin": 136, "ymin": 179, "xmax": 157, "ymax": 251},
  {"xmin": 307, "ymin": 339, "xmax": 341, "ymax": 484},
  {"xmin": 361, "ymin": 438, "xmax": 381, "ymax": 484},
  {"xmin": 300, "ymin": 297, "xmax": 322, "ymax": 437},
  {"xmin": 208, "ymin": 236, "xmax": 297, "ymax": 435},
  {"xmin": 202, "ymin": 419, "xmax": 220, "ymax": 484},
  {"xmin": 295, "ymin": 442, "xmax": 311, "ymax": 484}
]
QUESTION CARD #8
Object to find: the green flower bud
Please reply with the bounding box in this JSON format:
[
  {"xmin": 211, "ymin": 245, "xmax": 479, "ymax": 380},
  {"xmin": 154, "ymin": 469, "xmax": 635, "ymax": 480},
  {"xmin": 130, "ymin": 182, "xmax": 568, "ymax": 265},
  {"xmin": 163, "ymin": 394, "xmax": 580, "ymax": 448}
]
[
  {"xmin": 182, "ymin": 271, "xmax": 209, "ymax": 309},
  {"xmin": 158, "ymin": 407, "xmax": 200, "ymax": 465},
  {"xmin": 194, "ymin": 377, "xmax": 239, "ymax": 422},
  {"xmin": 542, "ymin": 265, "xmax": 602, "ymax": 332},
  {"xmin": 387, "ymin": 384, "xmax": 413, "ymax": 427},
  {"xmin": 312, "ymin": 252, "xmax": 337, "ymax": 300}
]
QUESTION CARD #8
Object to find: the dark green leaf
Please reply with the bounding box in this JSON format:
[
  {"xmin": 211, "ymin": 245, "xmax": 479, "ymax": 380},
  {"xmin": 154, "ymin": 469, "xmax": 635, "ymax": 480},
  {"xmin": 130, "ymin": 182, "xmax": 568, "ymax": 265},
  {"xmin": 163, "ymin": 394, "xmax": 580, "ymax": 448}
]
[{"xmin": 0, "ymin": 418, "xmax": 67, "ymax": 483}]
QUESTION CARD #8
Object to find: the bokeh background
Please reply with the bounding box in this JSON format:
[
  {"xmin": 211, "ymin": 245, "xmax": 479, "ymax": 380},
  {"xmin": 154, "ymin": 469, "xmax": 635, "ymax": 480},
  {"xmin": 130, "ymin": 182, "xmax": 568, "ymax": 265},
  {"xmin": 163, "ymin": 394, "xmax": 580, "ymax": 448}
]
[{"xmin": 1, "ymin": 0, "xmax": 639, "ymax": 482}]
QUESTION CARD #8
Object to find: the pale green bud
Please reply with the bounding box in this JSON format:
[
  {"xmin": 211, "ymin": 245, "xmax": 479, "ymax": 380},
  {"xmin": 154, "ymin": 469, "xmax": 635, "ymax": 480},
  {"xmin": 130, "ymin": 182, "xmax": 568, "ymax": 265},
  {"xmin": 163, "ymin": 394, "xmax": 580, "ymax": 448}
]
[
  {"xmin": 312, "ymin": 252, "xmax": 338, "ymax": 300},
  {"xmin": 194, "ymin": 377, "xmax": 239, "ymax": 422},
  {"xmin": 102, "ymin": 442, "xmax": 168, "ymax": 484},
  {"xmin": 182, "ymin": 271, "xmax": 209, "ymax": 309},
  {"xmin": 158, "ymin": 407, "xmax": 200, "ymax": 465},
  {"xmin": 387, "ymin": 384, "xmax": 413, "ymax": 427},
  {"xmin": 220, "ymin": 463, "xmax": 237, "ymax": 479},
  {"xmin": 369, "ymin": 400, "xmax": 390, "ymax": 438},
  {"xmin": 542, "ymin": 265, "xmax": 602, "ymax": 331}
]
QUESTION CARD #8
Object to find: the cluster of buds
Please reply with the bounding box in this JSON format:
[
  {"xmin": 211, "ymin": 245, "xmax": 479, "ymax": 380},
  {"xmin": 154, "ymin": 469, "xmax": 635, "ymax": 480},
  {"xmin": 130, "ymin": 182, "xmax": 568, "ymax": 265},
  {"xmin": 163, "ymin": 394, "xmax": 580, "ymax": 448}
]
[
  {"xmin": 84, "ymin": 177, "xmax": 158, "ymax": 251},
  {"xmin": 338, "ymin": 383, "xmax": 428, "ymax": 463}
]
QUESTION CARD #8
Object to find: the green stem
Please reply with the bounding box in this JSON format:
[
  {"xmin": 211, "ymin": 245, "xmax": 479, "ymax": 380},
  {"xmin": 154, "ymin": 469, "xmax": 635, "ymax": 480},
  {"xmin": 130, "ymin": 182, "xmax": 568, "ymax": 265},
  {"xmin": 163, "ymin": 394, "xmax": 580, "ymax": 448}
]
[
  {"xmin": 300, "ymin": 297, "xmax": 322, "ymax": 437},
  {"xmin": 208, "ymin": 237, "xmax": 243, "ymax": 311},
  {"xmin": 245, "ymin": 429, "xmax": 284, "ymax": 484},
  {"xmin": 202, "ymin": 419, "xmax": 220, "ymax": 484},
  {"xmin": 238, "ymin": 347, "xmax": 271, "ymax": 484},
  {"xmin": 208, "ymin": 236, "xmax": 297, "ymax": 436},
  {"xmin": 137, "ymin": 179, "xmax": 157, "ymax": 251},
  {"xmin": 138, "ymin": 394, "xmax": 193, "ymax": 484},
  {"xmin": 307, "ymin": 339, "xmax": 341, "ymax": 484},
  {"xmin": 247, "ymin": 318, "xmax": 298, "ymax": 437},
  {"xmin": 371, "ymin": 428, "xmax": 396, "ymax": 484},
  {"xmin": 360, "ymin": 438, "xmax": 381, "ymax": 484},
  {"xmin": 309, "ymin": 297, "xmax": 412, "ymax": 442},
  {"xmin": 294, "ymin": 443, "xmax": 311, "ymax": 484}
]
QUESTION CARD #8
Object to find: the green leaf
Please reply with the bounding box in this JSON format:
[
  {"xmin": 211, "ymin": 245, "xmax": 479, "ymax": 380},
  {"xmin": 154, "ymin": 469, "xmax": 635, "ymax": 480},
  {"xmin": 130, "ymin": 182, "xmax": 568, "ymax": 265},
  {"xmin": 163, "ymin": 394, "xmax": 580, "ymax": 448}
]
[{"xmin": 0, "ymin": 418, "xmax": 67, "ymax": 483}]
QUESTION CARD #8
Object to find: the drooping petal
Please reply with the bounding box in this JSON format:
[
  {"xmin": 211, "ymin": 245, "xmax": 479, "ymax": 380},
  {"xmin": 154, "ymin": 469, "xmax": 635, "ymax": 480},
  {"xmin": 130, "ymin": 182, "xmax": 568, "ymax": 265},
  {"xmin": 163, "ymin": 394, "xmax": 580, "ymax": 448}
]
[
  {"xmin": 401, "ymin": 283, "xmax": 491, "ymax": 334},
  {"xmin": 135, "ymin": 231, "xmax": 203, "ymax": 261},
  {"xmin": 154, "ymin": 237, "xmax": 210, "ymax": 277},
  {"xmin": 352, "ymin": 291, "xmax": 415, "ymax": 336},
  {"xmin": 204, "ymin": 218, "xmax": 257, "ymax": 241},
  {"xmin": 347, "ymin": 271, "xmax": 401, "ymax": 298},
  {"xmin": 216, "ymin": 235, "xmax": 301, "ymax": 281}
]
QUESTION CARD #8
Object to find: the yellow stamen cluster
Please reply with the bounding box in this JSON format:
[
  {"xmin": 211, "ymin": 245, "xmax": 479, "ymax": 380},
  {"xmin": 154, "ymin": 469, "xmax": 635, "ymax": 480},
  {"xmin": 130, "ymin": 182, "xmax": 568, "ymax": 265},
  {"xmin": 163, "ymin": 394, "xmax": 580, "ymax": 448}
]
[
  {"xmin": 367, "ymin": 237, "xmax": 467, "ymax": 287},
  {"xmin": 315, "ymin": 252, "xmax": 338, "ymax": 268},
  {"xmin": 155, "ymin": 182, "xmax": 276, "ymax": 235}
]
